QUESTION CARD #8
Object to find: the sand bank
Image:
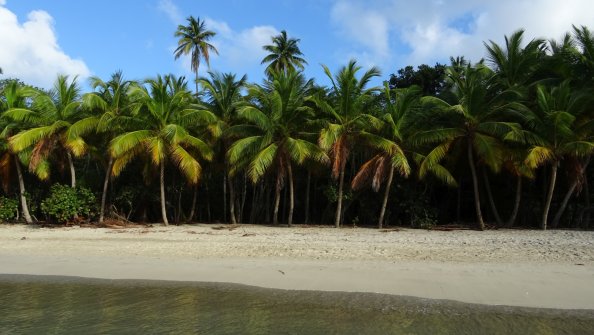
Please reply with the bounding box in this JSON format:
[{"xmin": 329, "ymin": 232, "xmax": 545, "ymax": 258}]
[{"xmin": 0, "ymin": 224, "xmax": 593, "ymax": 309}]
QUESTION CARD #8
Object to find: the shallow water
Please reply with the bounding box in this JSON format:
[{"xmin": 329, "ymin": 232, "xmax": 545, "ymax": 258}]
[{"xmin": 0, "ymin": 275, "xmax": 592, "ymax": 334}]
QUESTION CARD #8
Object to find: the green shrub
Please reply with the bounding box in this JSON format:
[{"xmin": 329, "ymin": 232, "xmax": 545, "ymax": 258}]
[
  {"xmin": 41, "ymin": 184, "xmax": 97, "ymax": 224},
  {"xmin": 0, "ymin": 196, "xmax": 18, "ymax": 222}
]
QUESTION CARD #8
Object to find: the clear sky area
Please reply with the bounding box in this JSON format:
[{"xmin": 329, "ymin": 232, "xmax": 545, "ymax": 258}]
[{"xmin": 1, "ymin": 0, "xmax": 593, "ymax": 89}]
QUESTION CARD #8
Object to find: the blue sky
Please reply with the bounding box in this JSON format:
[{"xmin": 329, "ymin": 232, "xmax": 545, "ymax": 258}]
[{"xmin": 1, "ymin": 0, "xmax": 594, "ymax": 89}]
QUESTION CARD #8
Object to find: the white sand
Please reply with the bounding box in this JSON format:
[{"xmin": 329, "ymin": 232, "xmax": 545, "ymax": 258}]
[{"xmin": 1, "ymin": 224, "xmax": 593, "ymax": 309}]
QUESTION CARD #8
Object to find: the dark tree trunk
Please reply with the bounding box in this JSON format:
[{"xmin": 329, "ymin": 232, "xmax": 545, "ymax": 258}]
[
  {"xmin": 287, "ymin": 160, "xmax": 294, "ymax": 227},
  {"xmin": 99, "ymin": 157, "xmax": 114, "ymax": 223},
  {"xmin": 551, "ymin": 158, "xmax": 590, "ymax": 228},
  {"xmin": 223, "ymin": 174, "xmax": 227, "ymax": 223},
  {"xmin": 228, "ymin": 175, "xmax": 237, "ymax": 224},
  {"xmin": 506, "ymin": 176, "xmax": 522, "ymax": 228},
  {"xmin": 304, "ymin": 171, "xmax": 311, "ymax": 224},
  {"xmin": 482, "ymin": 168, "xmax": 503, "ymax": 226},
  {"xmin": 542, "ymin": 162, "xmax": 558, "ymax": 230},
  {"xmin": 467, "ymin": 140, "xmax": 485, "ymax": 230},
  {"xmin": 378, "ymin": 166, "xmax": 395, "ymax": 229},
  {"xmin": 187, "ymin": 185, "xmax": 197, "ymax": 223}
]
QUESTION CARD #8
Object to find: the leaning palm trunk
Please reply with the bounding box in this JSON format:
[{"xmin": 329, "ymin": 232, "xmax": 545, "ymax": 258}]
[
  {"xmin": 506, "ymin": 176, "xmax": 522, "ymax": 228},
  {"xmin": 287, "ymin": 161, "xmax": 294, "ymax": 227},
  {"xmin": 542, "ymin": 163, "xmax": 559, "ymax": 230},
  {"xmin": 160, "ymin": 162, "xmax": 169, "ymax": 226},
  {"xmin": 272, "ymin": 173, "xmax": 281, "ymax": 225},
  {"xmin": 334, "ymin": 160, "xmax": 346, "ymax": 228},
  {"xmin": 15, "ymin": 159, "xmax": 33, "ymax": 224},
  {"xmin": 482, "ymin": 168, "xmax": 503, "ymax": 226},
  {"xmin": 67, "ymin": 152, "xmax": 76, "ymax": 188},
  {"xmin": 99, "ymin": 157, "xmax": 114, "ymax": 223},
  {"xmin": 551, "ymin": 158, "xmax": 590, "ymax": 228},
  {"xmin": 468, "ymin": 141, "xmax": 485, "ymax": 230},
  {"xmin": 378, "ymin": 166, "xmax": 395, "ymax": 229}
]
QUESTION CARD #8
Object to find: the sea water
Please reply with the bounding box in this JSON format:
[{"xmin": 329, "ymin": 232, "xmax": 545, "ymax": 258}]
[{"xmin": 0, "ymin": 274, "xmax": 592, "ymax": 334}]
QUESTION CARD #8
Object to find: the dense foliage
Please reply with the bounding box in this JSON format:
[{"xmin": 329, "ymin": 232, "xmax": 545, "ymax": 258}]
[
  {"xmin": 2, "ymin": 23, "xmax": 594, "ymax": 230},
  {"xmin": 40, "ymin": 184, "xmax": 97, "ymax": 224}
]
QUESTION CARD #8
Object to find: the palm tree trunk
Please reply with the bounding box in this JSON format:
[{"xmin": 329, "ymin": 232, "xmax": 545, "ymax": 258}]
[
  {"xmin": 160, "ymin": 162, "xmax": 169, "ymax": 226},
  {"xmin": 506, "ymin": 176, "xmax": 522, "ymax": 228},
  {"xmin": 334, "ymin": 159, "xmax": 347, "ymax": 228},
  {"xmin": 552, "ymin": 158, "xmax": 590, "ymax": 228},
  {"xmin": 482, "ymin": 168, "xmax": 503, "ymax": 226},
  {"xmin": 542, "ymin": 162, "xmax": 558, "ymax": 230},
  {"xmin": 223, "ymin": 174, "xmax": 228, "ymax": 223},
  {"xmin": 287, "ymin": 160, "xmax": 294, "ymax": 227},
  {"xmin": 272, "ymin": 174, "xmax": 281, "ymax": 225},
  {"xmin": 99, "ymin": 157, "xmax": 114, "ymax": 223},
  {"xmin": 378, "ymin": 166, "xmax": 395, "ymax": 229},
  {"xmin": 304, "ymin": 171, "xmax": 311, "ymax": 224},
  {"xmin": 67, "ymin": 152, "xmax": 76, "ymax": 188},
  {"xmin": 187, "ymin": 185, "xmax": 197, "ymax": 223},
  {"xmin": 228, "ymin": 175, "xmax": 237, "ymax": 224},
  {"xmin": 467, "ymin": 140, "xmax": 485, "ymax": 230},
  {"xmin": 15, "ymin": 159, "xmax": 33, "ymax": 224}
]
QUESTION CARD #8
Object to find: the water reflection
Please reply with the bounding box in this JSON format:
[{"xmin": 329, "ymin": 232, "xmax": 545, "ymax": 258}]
[{"xmin": 0, "ymin": 274, "xmax": 592, "ymax": 334}]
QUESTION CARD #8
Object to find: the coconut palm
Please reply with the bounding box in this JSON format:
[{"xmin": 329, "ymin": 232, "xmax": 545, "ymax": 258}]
[
  {"xmin": 311, "ymin": 60, "xmax": 381, "ymax": 227},
  {"xmin": 174, "ymin": 16, "xmax": 219, "ymax": 94},
  {"xmin": 109, "ymin": 75, "xmax": 215, "ymax": 225},
  {"xmin": 228, "ymin": 70, "xmax": 326, "ymax": 226},
  {"xmin": 261, "ymin": 30, "xmax": 307, "ymax": 74},
  {"xmin": 199, "ymin": 71, "xmax": 247, "ymax": 223},
  {"xmin": 524, "ymin": 81, "xmax": 594, "ymax": 230},
  {"xmin": 6, "ymin": 75, "xmax": 90, "ymax": 188},
  {"xmin": 82, "ymin": 71, "xmax": 135, "ymax": 223},
  {"xmin": 351, "ymin": 84, "xmax": 416, "ymax": 228},
  {"xmin": 484, "ymin": 29, "xmax": 546, "ymax": 90},
  {"xmin": 0, "ymin": 80, "xmax": 34, "ymax": 223},
  {"xmin": 415, "ymin": 63, "xmax": 522, "ymax": 230}
]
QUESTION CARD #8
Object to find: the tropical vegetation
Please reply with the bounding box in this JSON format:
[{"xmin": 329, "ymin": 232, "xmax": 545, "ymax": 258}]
[{"xmin": 2, "ymin": 21, "xmax": 594, "ymax": 231}]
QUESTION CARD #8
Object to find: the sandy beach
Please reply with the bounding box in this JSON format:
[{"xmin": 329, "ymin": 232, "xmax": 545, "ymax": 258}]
[{"xmin": 0, "ymin": 224, "xmax": 593, "ymax": 309}]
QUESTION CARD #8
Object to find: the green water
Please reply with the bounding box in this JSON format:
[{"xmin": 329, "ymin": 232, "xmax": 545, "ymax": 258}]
[{"xmin": 0, "ymin": 275, "xmax": 592, "ymax": 334}]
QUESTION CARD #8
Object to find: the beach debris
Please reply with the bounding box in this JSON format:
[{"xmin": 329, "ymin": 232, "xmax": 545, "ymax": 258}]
[
  {"xmin": 278, "ymin": 270, "xmax": 285, "ymax": 275},
  {"xmin": 575, "ymin": 263, "xmax": 585, "ymax": 266},
  {"xmin": 242, "ymin": 233, "xmax": 256, "ymax": 237},
  {"xmin": 380, "ymin": 228, "xmax": 401, "ymax": 233},
  {"xmin": 211, "ymin": 224, "xmax": 241, "ymax": 231},
  {"xmin": 20, "ymin": 236, "xmax": 26, "ymax": 240}
]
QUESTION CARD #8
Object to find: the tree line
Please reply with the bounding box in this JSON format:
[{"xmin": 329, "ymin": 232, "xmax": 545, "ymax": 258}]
[{"xmin": 2, "ymin": 16, "xmax": 594, "ymax": 231}]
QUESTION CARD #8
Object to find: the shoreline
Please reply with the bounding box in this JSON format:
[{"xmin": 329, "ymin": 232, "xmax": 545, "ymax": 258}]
[{"xmin": 1, "ymin": 224, "xmax": 593, "ymax": 309}]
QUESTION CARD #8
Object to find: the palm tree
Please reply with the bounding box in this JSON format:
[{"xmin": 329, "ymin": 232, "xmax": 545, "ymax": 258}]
[
  {"xmin": 415, "ymin": 63, "xmax": 522, "ymax": 230},
  {"xmin": 524, "ymin": 81, "xmax": 594, "ymax": 230},
  {"xmin": 311, "ymin": 60, "xmax": 381, "ymax": 228},
  {"xmin": 110, "ymin": 75, "xmax": 215, "ymax": 225},
  {"xmin": 351, "ymin": 84, "xmax": 416, "ymax": 228},
  {"xmin": 0, "ymin": 80, "xmax": 34, "ymax": 223},
  {"xmin": 6, "ymin": 75, "xmax": 90, "ymax": 188},
  {"xmin": 199, "ymin": 71, "xmax": 247, "ymax": 223},
  {"xmin": 174, "ymin": 16, "xmax": 219, "ymax": 94},
  {"xmin": 228, "ymin": 70, "xmax": 326, "ymax": 226},
  {"xmin": 82, "ymin": 71, "xmax": 134, "ymax": 223},
  {"xmin": 261, "ymin": 30, "xmax": 307, "ymax": 74}
]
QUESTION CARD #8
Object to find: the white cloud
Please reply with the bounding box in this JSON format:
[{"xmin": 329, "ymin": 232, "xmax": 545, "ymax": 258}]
[
  {"xmin": 330, "ymin": 0, "xmax": 594, "ymax": 69},
  {"xmin": 157, "ymin": 0, "xmax": 182, "ymax": 24},
  {"xmin": 0, "ymin": 4, "xmax": 90, "ymax": 88}
]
